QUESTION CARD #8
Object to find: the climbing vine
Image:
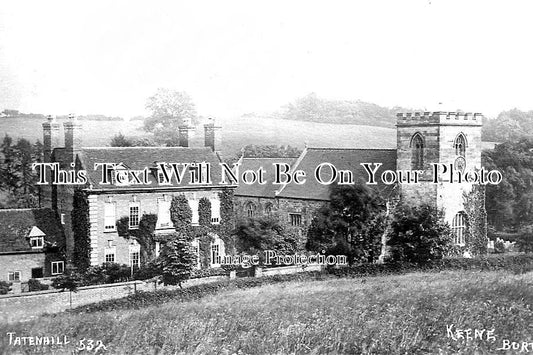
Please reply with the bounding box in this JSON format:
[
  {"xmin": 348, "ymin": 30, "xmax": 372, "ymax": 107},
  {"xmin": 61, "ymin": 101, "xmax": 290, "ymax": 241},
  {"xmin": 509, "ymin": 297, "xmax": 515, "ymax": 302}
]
[
  {"xmin": 116, "ymin": 214, "xmax": 157, "ymax": 264},
  {"xmin": 170, "ymin": 194, "xmax": 192, "ymax": 237},
  {"xmin": 463, "ymin": 184, "xmax": 488, "ymax": 256},
  {"xmin": 198, "ymin": 197, "xmax": 212, "ymax": 226},
  {"xmin": 72, "ymin": 189, "xmax": 90, "ymax": 272}
]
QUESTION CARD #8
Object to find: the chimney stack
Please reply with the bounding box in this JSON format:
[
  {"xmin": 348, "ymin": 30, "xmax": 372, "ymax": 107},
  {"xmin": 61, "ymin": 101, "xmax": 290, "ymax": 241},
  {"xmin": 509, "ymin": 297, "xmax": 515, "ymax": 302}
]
[
  {"xmin": 42, "ymin": 115, "xmax": 61, "ymax": 163},
  {"xmin": 204, "ymin": 118, "xmax": 221, "ymax": 152},
  {"xmin": 178, "ymin": 119, "xmax": 194, "ymax": 147},
  {"xmin": 63, "ymin": 114, "xmax": 82, "ymax": 164}
]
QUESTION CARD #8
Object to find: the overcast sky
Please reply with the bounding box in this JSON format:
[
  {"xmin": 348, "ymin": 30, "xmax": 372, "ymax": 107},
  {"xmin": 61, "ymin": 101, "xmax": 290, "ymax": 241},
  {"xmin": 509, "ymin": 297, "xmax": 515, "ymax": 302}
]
[{"xmin": 1, "ymin": 0, "xmax": 532, "ymax": 119}]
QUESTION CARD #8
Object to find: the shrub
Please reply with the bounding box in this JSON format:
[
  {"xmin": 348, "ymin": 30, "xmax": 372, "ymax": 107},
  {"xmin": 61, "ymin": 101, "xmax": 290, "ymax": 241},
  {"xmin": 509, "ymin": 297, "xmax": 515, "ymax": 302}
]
[
  {"xmin": 27, "ymin": 278, "xmax": 49, "ymax": 292},
  {"xmin": 386, "ymin": 202, "xmax": 452, "ymax": 263},
  {"xmin": 494, "ymin": 239, "xmax": 505, "ymax": 254},
  {"xmin": 52, "ymin": 265, "xmax": 82, "ymax": 292},
  {"xmin": 0, "ymin": 281, "xmax": 11, "ymax": 295}
]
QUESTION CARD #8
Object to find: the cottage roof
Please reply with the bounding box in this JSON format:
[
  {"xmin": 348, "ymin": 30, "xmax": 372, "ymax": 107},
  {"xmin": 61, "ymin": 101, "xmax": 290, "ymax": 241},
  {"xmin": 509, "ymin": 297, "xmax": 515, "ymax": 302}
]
[
  {"xmin": 0, "ymin": 208, "xmax": 64, "ymax": 253},
  {"xmin": 75, "ymin": 147, "xmax": 232, "ymax": 191}
]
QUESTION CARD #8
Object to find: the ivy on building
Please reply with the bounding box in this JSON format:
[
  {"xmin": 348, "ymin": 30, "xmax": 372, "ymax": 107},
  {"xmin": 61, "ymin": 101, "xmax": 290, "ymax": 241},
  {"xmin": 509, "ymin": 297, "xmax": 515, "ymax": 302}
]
[
  {"xmin": 463, "ymin": 184, "xmax": 488, "ymax": 256},
  {"xmin": 116, "ymin": 214, "xmax": 158, "ymax": 264},
  {"xmin": 198, "ymin": 197, "xmax": 212, "ymax": 227},
  {"xmin": 72, "ymin": 189, "xmax": 91, "ymax": 272}
]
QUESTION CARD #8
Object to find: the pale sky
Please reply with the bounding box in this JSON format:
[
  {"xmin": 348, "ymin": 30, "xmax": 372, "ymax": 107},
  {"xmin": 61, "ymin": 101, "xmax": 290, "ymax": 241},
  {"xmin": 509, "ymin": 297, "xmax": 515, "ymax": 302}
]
[{"xmin": 1, "ymin": 0, "xmax": 532, "ymax": 119}]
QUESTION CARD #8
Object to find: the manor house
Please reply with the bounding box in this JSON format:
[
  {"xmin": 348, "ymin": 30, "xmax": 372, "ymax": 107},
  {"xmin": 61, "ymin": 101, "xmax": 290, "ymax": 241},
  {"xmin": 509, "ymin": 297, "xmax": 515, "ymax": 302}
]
[
  {"xmin": 40, "ymin": 116, "xmax": 236, "ymax": 269},
  {"xmin": 235, "ymin": 111, "xmax": 484, "ymax": 247}
]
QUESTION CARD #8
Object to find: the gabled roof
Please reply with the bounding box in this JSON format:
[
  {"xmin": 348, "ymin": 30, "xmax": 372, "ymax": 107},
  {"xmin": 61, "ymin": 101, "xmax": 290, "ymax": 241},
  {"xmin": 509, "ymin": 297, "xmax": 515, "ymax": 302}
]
[
  {"xmin": 277, "ymin": 148, "xmax": 397, "ymax": 201},
  {"xmin": 76, "ymin": 147, "xmax": 231, "ymax": 191},
  {"xmin": 0, "ymin": 208, "xmax": 64, "ymax": 253},
  {"xmin": 234, "ymin": 157, "xmax": 297, "ymax": 198}
]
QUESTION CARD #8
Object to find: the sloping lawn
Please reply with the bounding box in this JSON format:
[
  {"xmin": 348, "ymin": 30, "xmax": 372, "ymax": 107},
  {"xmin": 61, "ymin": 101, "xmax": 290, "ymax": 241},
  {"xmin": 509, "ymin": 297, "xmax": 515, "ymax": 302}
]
[{"xmin": 1, "ymin": 270, "xmax": 532, "ymax": 354}]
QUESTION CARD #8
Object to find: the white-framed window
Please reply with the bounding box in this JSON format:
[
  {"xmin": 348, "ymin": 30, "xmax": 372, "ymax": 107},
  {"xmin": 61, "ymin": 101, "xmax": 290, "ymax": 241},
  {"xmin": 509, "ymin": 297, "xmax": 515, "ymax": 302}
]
[
  {"xmin": 8, "ymin": 271, "xmax": 21, "ymax": 282},
  {"xmin": 129, "ymin": 202, "xmax": 140, "ymax": 229},
  {"xmin": 210, "ymin": 198, "xmax": 221, "ymax": 224},
  {"xmin": 189, "ymin": 198, "xmax": 199, "ymax": 225},
  {"xmin": 129, "ymin": 240, "xmax": 141, "ymax": 268},
  {"xmin": 156, "ymin": 197, "xmax": 173, "ymax": 229},
  {"xmin": 105, "ymin": 247, "xmax": 116, "ymax": 263},
  {"xmin": 30, "ymin": 237, "xmax": 44, "ymax": 249},
  {"xmin": 452, "ymin": 212, "xmax": 466, "ymax": 245},
  {"xmin": 192, "ymin": 238, "xmax": 200, "ymax": 269},
  {"xmin": 51, "ymin": 261, "xmax": 64, "ymax": 275},
  {"xmin": 104, "ymin": 202, "xmax": 116, "ymax": 231},
  {"xmin": 210, "ymin": 235, "xmax": 225, "ymax": 267},
  {"xmin": 289, "ymin": 213, "xmax": 302, "ymax": 226}
]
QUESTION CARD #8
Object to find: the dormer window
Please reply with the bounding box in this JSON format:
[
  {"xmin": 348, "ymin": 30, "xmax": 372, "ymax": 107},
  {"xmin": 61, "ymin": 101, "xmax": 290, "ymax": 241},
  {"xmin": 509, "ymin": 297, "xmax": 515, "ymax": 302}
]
[
  {"xmin": 30, "ymin": 237, "xmax": 44, "ymax": 249},
  {"xmin": 28, "ymin": 226, "xmax": 46, "ymax": 249}
]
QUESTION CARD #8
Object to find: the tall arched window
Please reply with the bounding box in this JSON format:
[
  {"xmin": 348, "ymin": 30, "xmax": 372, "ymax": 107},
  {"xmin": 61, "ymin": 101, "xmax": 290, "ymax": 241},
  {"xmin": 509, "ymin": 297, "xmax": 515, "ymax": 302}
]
[
  {"xmin": 264, "ymin": 203, "xmax": 273, "ymax": 217},
  {"xmin": 246, "ymin": 202, "xmax": 255, "ymax": 218},
  {"xmin": 411, "ymin": 133, "xmax": 424, "ymax": 170},
  {"xmin": 454, "ymin": 133, "xmax": 467, "ymax": 157},
  {"xmin": 452, "ymin": 212, "xmax": 466, "ymax": 245}
]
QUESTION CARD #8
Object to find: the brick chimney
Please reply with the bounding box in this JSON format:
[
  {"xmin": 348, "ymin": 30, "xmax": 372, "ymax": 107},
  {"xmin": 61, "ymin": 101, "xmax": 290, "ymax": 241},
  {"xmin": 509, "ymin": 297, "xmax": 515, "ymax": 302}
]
[
  {"xmin": 63, "ymin": 114, "xmax": 82, "ymax": 164},
  {"xmin": 178, "ymin": 121, "xmax": 194, "ymax": 147},
  {"xmin": 42, "ymin": 115, "xmax": 61, "ymax": 163},
  {"xmin": 204, "ymin": 118, "xmax": 221, "ymax": 152}
]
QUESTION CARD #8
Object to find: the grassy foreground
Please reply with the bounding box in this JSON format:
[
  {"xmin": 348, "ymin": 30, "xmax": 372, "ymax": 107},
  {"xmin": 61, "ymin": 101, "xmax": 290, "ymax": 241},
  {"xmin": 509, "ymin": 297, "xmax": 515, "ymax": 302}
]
[{"xmin": 1, "ymin": 270, "xmax": 532, "ymax": 354}]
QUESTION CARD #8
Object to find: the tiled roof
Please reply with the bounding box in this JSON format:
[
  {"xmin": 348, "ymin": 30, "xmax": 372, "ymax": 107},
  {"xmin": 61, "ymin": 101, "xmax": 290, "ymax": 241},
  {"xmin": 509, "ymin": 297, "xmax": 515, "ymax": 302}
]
[
  {"xmin": 277, "ymin": 148, "xmax": 397, "ymax": 200},
  {"xmin": 77, "ymin": 147, "xmax": 230, "ymax": 190},
  {"xmin": 234, "ymin": 157, "xmax": 297, "ymax": 197},
  {"xmin": 0, "ymin": 208, "xmax": 64, "ymax": 253}
]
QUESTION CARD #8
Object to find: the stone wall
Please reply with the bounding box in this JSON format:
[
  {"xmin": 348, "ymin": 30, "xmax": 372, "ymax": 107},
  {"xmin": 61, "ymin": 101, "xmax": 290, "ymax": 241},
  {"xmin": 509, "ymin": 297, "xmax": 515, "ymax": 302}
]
[{"xmin": 0, "ymin": 275, "xmax": 228, "ymax": 324}]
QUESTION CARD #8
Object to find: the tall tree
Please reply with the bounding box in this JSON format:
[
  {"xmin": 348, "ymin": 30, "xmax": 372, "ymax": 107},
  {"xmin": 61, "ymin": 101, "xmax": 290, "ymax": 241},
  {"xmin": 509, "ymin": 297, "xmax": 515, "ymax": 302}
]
[
  {"xmin": 144, "ymin": 88, "xmax": 198, "ymax": 146},
  {"xmin": 306, "ymin": 182, "xmax": 386, "ymax": 264}
]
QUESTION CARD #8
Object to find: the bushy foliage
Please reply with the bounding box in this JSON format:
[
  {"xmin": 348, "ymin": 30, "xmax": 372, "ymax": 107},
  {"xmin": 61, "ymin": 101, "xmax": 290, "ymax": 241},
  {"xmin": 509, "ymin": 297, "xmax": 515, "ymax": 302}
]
[
  {"xmin": 116, "ymin": 214, "xmax": 157, "ymax": 264},
  {"xmin": 51, "ymin": 265, "xmax": 82, "ymax": 292},
  {"xmin": 110, "ymin": 133, "xmax": 156, "ymax": 147},
  {"xmin": 27, "ymin": 279, "xmax": 49, "ymax": 292},
  {"xmin": 306, "ymin": 182, "xmax": 385, "ymax": 264},
  {"xmin": 483, "ymin": 139, "xmax": 533, "ymax": 231},
  {"xmin": 463, "ymin": 185, "xmax": 488, "ymax": 255},
  {"xmin": 82, "ymin": 263, "xmax": 132, "ymax": 285},
  {"xmin": 0, "ymin": 281, "xmax": 11, "ymax": 295},
  {"xmin": 0, "ymin": 134, "xmax": 41, "ymax": 208},
  {"xmin": 241, "ymin": 144, "xmax": 302, "ymax": 158},
  {"xmin": 386, "ymin": 203, "xmax": 452, "ymax": 263},
  {"xmin": 234, "ymin": 217, "xmax": 302, "ymax": 264},
  {"xmin": 157, "ymin": 237, "xmax": 195, "ymax": 287}
]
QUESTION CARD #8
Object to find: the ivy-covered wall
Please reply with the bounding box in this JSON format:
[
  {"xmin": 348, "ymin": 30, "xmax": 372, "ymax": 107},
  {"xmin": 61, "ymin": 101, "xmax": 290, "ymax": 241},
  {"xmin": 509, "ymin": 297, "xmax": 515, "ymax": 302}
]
[
  {"xmin": 463, "ymin": 184, "xmax": 488, "ymax": 255},
  {"xmin": 71, "ymin": 189, "xmax": 90, "ymax": 272}
]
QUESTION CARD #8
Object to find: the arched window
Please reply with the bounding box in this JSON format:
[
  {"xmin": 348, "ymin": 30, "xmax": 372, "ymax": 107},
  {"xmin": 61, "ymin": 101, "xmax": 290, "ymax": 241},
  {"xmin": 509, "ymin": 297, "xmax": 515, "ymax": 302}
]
[
  {"xmin": 454, "ymin": 133, "xmax": 467, "ymax": 156},
  {"xmin": 411, "ymin": 133, "xmax": 424, "ymax": 170},
  {"xmin": 452, "ymin": 212, "xmax": 466, "ymax": 245},
  {"xmin": 264, "ymin": 203, "xmax": 273, "ymax": 217},
  {"xmin": 246, "ymin": 202, "xmax": 255, "ymax": 218}
]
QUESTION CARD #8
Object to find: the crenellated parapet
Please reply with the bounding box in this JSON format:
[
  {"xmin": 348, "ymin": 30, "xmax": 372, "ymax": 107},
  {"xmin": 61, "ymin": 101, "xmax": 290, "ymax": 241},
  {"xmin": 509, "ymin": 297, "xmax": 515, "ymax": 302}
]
[{"xmin": 397, "ymin": 111, "xmax": 483, "ymax": 126}]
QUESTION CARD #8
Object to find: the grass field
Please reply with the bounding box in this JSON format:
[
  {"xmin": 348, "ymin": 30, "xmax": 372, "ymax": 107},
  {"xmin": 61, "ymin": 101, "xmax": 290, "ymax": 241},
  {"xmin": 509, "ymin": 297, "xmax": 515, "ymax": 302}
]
[
  {"xmin": 1, "ymin": 270, "xmax": 532, "ymax": 354},
  {"xmin": 0, "ymin": 116, "xmax": 396, "ymax": 157}
]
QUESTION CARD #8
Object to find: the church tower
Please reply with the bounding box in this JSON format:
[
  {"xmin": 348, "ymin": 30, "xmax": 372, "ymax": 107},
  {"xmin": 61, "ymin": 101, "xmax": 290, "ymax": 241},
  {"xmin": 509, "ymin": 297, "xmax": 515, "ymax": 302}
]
[{"xmin": 396, "ymin": 111, "xmax": 483, "ymax": 245}]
